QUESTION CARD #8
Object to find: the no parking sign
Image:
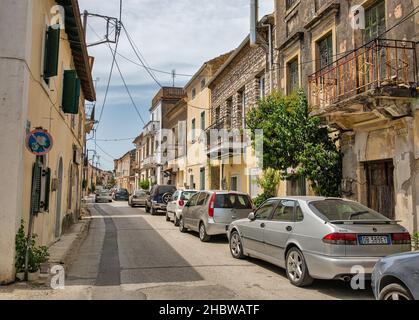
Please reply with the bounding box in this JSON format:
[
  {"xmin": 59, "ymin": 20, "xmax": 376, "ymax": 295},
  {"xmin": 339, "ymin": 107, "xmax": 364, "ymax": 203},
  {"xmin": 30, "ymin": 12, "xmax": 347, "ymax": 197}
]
[{"xmin": 25, "ymin": 129, "xmax": 53, "ymax": 155}]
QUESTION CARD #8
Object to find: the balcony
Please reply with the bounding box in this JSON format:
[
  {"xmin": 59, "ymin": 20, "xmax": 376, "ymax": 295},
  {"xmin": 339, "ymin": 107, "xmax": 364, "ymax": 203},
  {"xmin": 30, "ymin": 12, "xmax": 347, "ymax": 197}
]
[
  {"xmin": 143, "ymin": 121, "xmax": 159, "ymax": 136},
  {"xmin": 143, "ymin": 155, "xmax": 157, "ymax": 168},
  {"xmin": 308, "ymin": 39, "xmax": 417, "ymax": 114},
  {"xmin": 205, "ymin": 116, "xmax": 244, "ymax": 159}
]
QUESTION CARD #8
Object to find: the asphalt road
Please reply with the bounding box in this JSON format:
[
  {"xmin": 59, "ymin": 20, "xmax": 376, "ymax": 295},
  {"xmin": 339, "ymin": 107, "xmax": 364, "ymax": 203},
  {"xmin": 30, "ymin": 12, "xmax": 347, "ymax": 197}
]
[{"xmin": 59, "ymin": 201, "xmax": 374, "ymax": 300}]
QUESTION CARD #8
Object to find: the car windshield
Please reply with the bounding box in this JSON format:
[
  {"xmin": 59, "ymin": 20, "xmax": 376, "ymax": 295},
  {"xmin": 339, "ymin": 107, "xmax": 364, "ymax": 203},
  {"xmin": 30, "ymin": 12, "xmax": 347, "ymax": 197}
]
[
  {"xmin": 214, "ymin": 194, "xmax": 252, "ymax": 209},
  {"xmin": 309, "ymin": 199, "xmax": 390, "ymax": 221},
  {"xmin": 135, "ymin": 190, "xmax": 146, "ymax": 196},
  {"xmin": 180, "ymin": 191, "xmax": 197, "ymax": 200},
  {"xmin": 100, "ymin": 190, "xmax": 110, "ymax": 195},
  {"xmin": 157, "ymin": 186, "xmax": 176, "ymax": 195},
  {"xmin": 118, "ymin": 189, "xmax": 128, "ymax": 194}
]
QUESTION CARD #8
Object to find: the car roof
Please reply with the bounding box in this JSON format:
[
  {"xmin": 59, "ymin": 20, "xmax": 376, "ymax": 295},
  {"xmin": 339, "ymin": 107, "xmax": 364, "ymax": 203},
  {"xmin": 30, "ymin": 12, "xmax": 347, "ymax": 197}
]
[
  {"xmin": 268, "ymin": 196, "xmax": 343, "ymax": 202},
  {"xmin": 178, "ymin": 189, "xmax": 198, "ymax": 192},
  {"xmin": 206, "ymin": 190, "xmax": 250, "ymax": 195}
]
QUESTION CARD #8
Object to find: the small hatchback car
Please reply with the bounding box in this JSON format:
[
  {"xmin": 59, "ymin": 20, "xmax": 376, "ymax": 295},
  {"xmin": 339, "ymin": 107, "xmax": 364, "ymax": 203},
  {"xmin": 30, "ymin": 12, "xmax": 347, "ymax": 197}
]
[
  {"xmin": 166, "ymin": 189, "xmax": 198, "ymax": 225},
  {"xmin": 227, "ymin": 196, "xmax": 411, "ymax": 287},
  {"xmin": 179, "ymin": 191, "xmax": 254, "ymax": 242}
]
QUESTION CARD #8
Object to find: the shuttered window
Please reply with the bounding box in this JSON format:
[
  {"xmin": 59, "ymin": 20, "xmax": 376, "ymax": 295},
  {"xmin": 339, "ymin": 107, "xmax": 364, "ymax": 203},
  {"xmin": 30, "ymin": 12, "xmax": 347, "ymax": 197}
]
[
  {"xmin": 43, "ymin": 26, "xmax": 60, "ymax": 80},
  {"xmin": 62, "ymin": 70, "xmax": 81, "ymax": 114},
  {"xmin": 364, "ymin": 0, "xmax": 386, "ymax": 43}
]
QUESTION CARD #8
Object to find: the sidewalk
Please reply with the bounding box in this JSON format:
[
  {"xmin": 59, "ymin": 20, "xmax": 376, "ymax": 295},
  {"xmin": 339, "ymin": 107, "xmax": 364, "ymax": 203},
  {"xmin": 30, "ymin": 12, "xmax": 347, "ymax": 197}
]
[{"xmin": 0, "ymin": 205, "xmax": 92, "ymax": 300}]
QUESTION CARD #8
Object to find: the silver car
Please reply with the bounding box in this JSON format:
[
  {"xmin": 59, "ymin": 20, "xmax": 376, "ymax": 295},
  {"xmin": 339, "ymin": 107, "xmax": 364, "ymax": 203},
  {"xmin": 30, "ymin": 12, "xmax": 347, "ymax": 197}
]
[
  {"xmin": 95, "ymin": 190, "xmax": 112, "ymax": 203},
  {"xmin": 179, "ymin": 191, "xmax": 254, "ymax": 242},
  {"xmin": 129, "ymin": 190, "xmax": 149, "ymax": 207},
  {"xmin": 166, "ymin": 189, "xmax": 198, "ymax": 225},
  {"xmin": 227, "ymin": 196, "xmax": 411, "ymax": 287}
]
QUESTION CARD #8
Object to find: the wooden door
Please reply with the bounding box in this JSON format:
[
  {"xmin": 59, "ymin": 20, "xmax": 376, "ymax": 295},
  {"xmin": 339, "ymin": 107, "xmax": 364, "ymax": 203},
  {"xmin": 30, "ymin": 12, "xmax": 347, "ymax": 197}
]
[{"xmin": 365, "ymin": 160, "xmax": 395, "ymax": 219}]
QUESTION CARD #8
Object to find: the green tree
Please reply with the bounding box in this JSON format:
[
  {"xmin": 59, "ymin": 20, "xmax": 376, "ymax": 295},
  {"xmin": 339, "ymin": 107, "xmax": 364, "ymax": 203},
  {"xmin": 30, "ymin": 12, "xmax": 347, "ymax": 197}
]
[
  {"xmin": 139, "ymin": 180, "xmax": 150, "ymax": 190},
  {"xmin": 253, "ymin": 168, "xmax": 281, "ymax": 207},
  {"xmin": 247, "ymin": 90, "xmax": 342, "ymax": 197}
]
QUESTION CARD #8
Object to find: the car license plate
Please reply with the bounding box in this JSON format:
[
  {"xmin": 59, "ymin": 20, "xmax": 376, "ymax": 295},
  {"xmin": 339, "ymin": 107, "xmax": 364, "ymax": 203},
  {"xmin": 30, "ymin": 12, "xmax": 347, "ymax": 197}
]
[{"xmin": 358, "ymin": 235, "xmax": 390, "ymax": 245}]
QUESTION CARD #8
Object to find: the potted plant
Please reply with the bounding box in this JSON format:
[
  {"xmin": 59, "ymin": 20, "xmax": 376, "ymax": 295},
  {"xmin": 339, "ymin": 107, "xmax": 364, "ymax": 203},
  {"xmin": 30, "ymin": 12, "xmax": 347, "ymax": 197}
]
[{"xmin": 15, "ymin": 220, "xmax": 49, "ymax": 281}]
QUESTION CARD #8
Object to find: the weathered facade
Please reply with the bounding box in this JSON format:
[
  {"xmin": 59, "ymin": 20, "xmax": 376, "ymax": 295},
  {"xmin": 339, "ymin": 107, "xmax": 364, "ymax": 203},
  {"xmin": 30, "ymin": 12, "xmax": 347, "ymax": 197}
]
[
  {"xmin": 114, "ymin": 149, "xmax": 136, "ymax": 193},
  {"xmin": 0, "ymin": 0, "xmax": 95, "ymax": 283},
  {"xmin": 184, "ymin": 53, "xmax": 231, "ymax": 191},
  {"xmin": 146, "ymin": 87, "xmax": 186, "ymax": 185},
  {"xmin": 207, "ymin": 14, "xmax": 276, "ymax": 197},
  {"xmin": 274, "ymin": 0, "xmax": 418, "ymax": 232}
]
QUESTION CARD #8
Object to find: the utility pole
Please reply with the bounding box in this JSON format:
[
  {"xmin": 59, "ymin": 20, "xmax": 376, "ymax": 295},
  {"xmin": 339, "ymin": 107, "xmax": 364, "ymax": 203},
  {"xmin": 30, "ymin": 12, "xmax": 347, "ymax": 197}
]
[{"xmin": 172, "ymin": 69, "xmax": 176, "ymax": 87}]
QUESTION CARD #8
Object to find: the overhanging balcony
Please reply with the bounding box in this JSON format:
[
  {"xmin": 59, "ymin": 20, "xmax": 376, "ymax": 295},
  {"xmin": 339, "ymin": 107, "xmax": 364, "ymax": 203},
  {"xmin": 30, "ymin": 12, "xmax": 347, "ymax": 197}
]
[
  {"xmin": 143, "ymin": 121, "xmax": 159, "ymax": 136},
  {"xmin": 143, "ymin": 155, "xmax": 157, "ymax": 168},
  {"xmin": 308, "ymin": 39, "xmax": 417, "ymax": 114}
]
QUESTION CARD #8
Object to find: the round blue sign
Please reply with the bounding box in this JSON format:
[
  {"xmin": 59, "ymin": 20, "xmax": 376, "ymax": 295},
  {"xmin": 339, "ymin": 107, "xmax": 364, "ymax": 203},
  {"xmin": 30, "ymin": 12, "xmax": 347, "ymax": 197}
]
[{"xmin": 26, "ymin": 129, "xmax": 53, "ymax": 155}]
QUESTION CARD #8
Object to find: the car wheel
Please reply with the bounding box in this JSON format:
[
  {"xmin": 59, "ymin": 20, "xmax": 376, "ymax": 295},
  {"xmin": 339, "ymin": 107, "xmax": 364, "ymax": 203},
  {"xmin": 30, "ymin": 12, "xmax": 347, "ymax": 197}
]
[
  {"xmin": 145, "ymin": 205, "xmax": 150, "ymax": 213},
  {"xmin": 151, "ymin": 206, "xmax": 156, "ymax": 216},
  {"xmin": 229, "ymin": 230, "xmax": 245, "ymax": 259},
  {"xmin": 286, "ymin": 247, "xmax": 313, "ymax": 287},
  {"xmin": 174, "ymin": 214, "xmax": 180, "ymax": 227},
  {"xmin": 379, "ymin": 283, "xmax": 413, "ymax": 300},
  {"xmin": 165, "ymin": 211, "xmax": 170, "ymax": 221},
  {"xmin": 179, "ymin": 216, "xmax": 187, "ymax": 233},
  {"xmin": 199, "ymin": 223, "xmax": 211, "ymax": 242}
]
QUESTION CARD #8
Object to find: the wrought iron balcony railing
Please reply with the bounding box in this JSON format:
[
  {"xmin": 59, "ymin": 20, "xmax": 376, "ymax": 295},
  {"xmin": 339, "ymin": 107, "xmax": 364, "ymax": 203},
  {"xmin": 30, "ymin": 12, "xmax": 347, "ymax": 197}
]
[
  {"xmin": 143, "ymin": 121, "xmax": 159, "ymax": 136},
  {"xmin": 308, "ymin": 38, "xmax": 417, "ymax": 111}
]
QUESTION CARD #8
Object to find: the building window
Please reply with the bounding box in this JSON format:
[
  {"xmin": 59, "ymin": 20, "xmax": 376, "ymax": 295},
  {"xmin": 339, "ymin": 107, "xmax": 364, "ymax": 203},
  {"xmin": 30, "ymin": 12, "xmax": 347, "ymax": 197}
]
[
  {"xmin": 191, "ymin": 118, "xmax": 196, "ymax": 142},
  {"xmin": 287, "ymin": 57, "xmax": 299, "ymax": 94},
  {"xmin": 316, "ymin": 32, "xmax": 333, "ymax": 70},
  {"xmin": 190, "ymin": 174, "xmax": 195, "ymax": 189},
  {"xmin": 241, "ymin": 90, "xmax": 247, "ymax": 129},
  {"xmin": 200, "ymin": 111, "xmax": 205, "ymax": 131},
  {"xmin": 285, "ymin": 0, "xmax": 298, "ymax": 10},
  {"xmin": 258, "ymin": 75, "xmax": 266, "ymax": 100},
  {"xmin": 192, "ymin": 88, "xmax": 196, "ymax": 99},
  {"xmin": 200, "ymin": 78, "xmax": 206, "ymax": 90},
  {"xmin": 226, "ymin": 98, "xmax": 233, "ymax": 127},
  {"xmin": 230, "ymin": 176, "xmax": 238, "ymax": 191},
  {"xmin": 364, "ymin": 0, "xmax": 386, "ymax": 43}
]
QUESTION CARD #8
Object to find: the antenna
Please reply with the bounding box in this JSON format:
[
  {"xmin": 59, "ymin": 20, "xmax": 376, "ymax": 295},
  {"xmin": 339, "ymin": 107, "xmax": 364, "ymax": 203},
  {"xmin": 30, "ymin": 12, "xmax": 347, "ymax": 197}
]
[{"xmin": 250, "ymin": 0, "xmax": 258, "ymax": 47}]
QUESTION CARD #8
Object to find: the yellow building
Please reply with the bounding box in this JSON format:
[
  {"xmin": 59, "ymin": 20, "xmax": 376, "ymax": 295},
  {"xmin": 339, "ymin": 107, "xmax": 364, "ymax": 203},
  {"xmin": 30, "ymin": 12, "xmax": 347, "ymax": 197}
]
[
  {"xmin": 0, "ymin": 0, "xmax": 95, "ymax": 283},
  {"xmin": 184, "ymin": 54, "xmax": 231, "ymax": 190}
]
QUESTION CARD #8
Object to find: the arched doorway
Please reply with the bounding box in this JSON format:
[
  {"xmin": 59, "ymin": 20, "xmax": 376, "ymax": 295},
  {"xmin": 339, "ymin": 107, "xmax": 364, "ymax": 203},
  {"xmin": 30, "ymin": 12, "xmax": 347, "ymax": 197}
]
[{"xmin": 55, "ymin": 157, "xmax": 63, "ymax": 239}]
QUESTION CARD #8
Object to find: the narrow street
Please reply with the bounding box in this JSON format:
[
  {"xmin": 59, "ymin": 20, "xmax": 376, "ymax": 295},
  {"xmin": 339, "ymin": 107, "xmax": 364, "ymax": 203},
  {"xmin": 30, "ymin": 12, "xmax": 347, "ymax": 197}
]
[{"xmin": 60, "ymin": 202, "xmax": 374, "ymax": 300}]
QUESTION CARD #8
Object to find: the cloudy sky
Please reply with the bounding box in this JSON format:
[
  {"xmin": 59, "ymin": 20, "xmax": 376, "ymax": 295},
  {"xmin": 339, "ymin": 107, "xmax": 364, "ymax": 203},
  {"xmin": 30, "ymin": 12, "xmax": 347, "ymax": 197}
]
[{"xmin": 80, "ymin": 0, "xmax": 274, "ymax": 170}]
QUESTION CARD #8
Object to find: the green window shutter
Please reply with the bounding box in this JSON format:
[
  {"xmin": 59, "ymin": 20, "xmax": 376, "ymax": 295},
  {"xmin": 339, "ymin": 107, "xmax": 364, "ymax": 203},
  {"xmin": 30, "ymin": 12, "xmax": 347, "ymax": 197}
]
[
  {"xmin": 31, "ymin": 162, "xmax": 42, "ymax": 215},
  {"xmin": 43, "ymin": 168, "xmax": 51, "ymax": 212},
  {"xmin": 44, "ymin": 26, "xmax": 60, "ymax": 79},
  {"xmin": 62, "ymin": 70, "xmax": 81, "ymax": 114}
]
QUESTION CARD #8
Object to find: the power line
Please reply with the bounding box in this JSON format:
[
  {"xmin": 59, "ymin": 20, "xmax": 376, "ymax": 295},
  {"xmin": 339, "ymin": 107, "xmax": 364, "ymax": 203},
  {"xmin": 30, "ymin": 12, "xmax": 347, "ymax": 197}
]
[{"xmin": 121, "ymin": 23, "xmax": 164, "ymax": 88}]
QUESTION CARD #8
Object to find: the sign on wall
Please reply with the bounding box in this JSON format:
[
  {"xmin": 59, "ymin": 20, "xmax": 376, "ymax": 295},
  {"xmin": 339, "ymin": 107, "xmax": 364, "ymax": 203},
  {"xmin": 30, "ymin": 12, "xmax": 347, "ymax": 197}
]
[{"xmin": 26, "ymin": 129, "xmax": 53, "ymax": 155}]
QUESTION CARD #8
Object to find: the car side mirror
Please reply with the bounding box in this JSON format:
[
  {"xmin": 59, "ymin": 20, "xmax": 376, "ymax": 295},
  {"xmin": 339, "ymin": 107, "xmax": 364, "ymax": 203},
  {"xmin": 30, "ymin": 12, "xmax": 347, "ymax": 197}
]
[
  {"xmin": 185, "ymin": 201, "xmax": 190, "ymax": 207},
  {"xmin": 248, "ymin": 212, "xmax": 256, "ymax": 221}
]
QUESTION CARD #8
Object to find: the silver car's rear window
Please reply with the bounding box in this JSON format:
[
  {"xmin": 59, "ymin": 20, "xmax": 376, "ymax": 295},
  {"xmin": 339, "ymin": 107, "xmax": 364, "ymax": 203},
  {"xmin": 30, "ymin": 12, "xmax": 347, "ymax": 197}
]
[
  {"xmin": 180, "ymin": 191, "xmax": 197, "ymax": 200},
  {"xmin": 309, "ymin": 199, "xmax": 389, "ymax": 221},
  {"xmin": 214, "ymin": 194, "xmax": 252, "ymax": 209}
]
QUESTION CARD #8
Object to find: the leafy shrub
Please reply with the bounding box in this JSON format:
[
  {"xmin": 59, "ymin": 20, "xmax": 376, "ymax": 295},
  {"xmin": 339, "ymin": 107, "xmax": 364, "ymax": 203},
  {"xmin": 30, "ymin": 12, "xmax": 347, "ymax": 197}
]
[
  {"xmin": 139, "ymin": 180, "xmax": 150, "ymax": 190},
  {"xmin": 252, "ymin": 168, "xmax": 281, "ymax": 208}
]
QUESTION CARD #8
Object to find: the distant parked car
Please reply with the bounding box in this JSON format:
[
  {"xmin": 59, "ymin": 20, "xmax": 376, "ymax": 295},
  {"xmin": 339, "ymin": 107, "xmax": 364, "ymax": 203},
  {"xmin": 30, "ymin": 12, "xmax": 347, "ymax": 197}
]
[
  {"xmin": 129, "ymin": 190, "xmax": 149, "ymax": 207},
  {"xmin": 166, "ymin": 189, "xmax": 198, "ymax": 225},
  {"xmin": 145, "ymin": 185, "xmax": 177, "ymax": 215},
  {"xmin": 179, "ymin": 191, "xmax": 254, "ymax": 242},
  {"xmin": 95, "ymin": 189, "xmax": 112, "ymax": 203},
  {"xmin": 372, "ymin": 251, "xmax": 419, "ymax": 300},
  {"xmin": 227, "ymin": 196, "xmax": 411, "ymax": 287},
  {"xmin": 113, "ymin": 188, "xmax": 129, "ymax": 201}
]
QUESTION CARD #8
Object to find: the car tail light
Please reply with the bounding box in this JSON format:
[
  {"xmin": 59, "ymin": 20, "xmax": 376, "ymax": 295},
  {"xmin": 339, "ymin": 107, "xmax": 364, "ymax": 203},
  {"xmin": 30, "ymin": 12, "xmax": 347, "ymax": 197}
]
[
  {"xmin": 178, "ymin": 200, "xmax": 184, "ymax": 206},
  {"xmin": 323, "ymin": 233, "xmax": 358, "ymax": 245},
  {"xmin": 208, "ymin": 193, "xmax": 216, "ymax": 217},
  {"xmin": 391, "ymin": 233, "xmax": 411, "ymax": 244}
]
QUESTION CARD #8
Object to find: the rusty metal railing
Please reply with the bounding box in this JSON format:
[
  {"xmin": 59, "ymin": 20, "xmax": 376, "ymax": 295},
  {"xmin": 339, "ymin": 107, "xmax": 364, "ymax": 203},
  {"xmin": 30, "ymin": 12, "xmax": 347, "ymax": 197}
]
[{"xmin": 308, "ymin": 38, "xmax": 417, "ymax": 110}]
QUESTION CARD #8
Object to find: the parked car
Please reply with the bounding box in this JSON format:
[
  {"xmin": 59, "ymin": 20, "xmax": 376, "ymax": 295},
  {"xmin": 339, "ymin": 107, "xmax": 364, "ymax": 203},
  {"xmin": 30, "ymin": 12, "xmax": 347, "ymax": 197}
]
[
  {"xmin": 166, "ymin": 189, "xmax": 198, "ymax": 225},
  {"xmin": 129, "ymin": 189, "xmax": 149, "ymax": 207},
  {"xmin": 113, "ymin": 188, "xmax": 129, "ymax": 201},
  {"xmin": 145, "ymin": 185, "xmax": 177, "ymax": 215},
  {"xmin": 227, "ymin": 196, "xmax": 411, "ymax": 287},
  {"xmin": 95, "ymin": 189, "xmax": 112, "ymax": 203},
  {"xmin": 179, "ymin": 191, "xmax": 254, "ymax": 242},
  {"xmin": 371, "ymin": 251, "xmax": 419, "ymax": 300}
]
